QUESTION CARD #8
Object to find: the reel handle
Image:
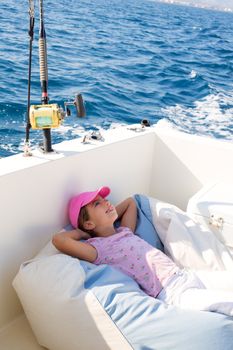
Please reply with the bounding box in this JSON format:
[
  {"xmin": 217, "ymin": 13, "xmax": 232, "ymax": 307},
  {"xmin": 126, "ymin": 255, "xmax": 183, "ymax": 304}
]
[
  {"xmin": 64, "ymin": 93, "xmax": 86, "ymax": 117},
  {"xmin": 75, "ymin": 93, "xmax": 86, "ymax": 117}
]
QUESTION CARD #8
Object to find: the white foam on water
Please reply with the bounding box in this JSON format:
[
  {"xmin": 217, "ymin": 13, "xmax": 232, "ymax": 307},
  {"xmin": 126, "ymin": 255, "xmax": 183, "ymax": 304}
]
[
  {"xmin": 54, "ymin": 125, "xmax": 74, "ymax": 134},
  {"xmin": 156, "ymin": 118, "xmax": 175, "ymax": 130},
  {"xmin": 161, "ymin": 90, "xmax": 233, "ymax": 140},
  {"xmin": 189, "ymin": 70, "xmax": 197, "ymax": 79}
]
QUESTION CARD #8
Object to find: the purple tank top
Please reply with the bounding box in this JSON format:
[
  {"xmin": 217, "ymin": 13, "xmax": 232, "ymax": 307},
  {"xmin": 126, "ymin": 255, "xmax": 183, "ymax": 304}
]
[{"xmin": 87, "ymin": 226, "xmax": 178, "ymax": 297}]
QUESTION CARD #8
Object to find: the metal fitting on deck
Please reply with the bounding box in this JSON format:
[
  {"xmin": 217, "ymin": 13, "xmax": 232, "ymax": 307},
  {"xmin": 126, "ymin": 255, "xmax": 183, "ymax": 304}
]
[{"xmin": 82, "ymin": 131, "xmax": 105, "ymax": 144}]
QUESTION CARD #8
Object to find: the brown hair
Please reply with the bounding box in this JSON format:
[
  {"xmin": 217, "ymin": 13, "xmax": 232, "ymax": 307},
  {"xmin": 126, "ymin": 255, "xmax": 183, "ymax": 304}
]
[{"xmin": 78, "ymin": 206, "xmax": 95, "ymax": 237}]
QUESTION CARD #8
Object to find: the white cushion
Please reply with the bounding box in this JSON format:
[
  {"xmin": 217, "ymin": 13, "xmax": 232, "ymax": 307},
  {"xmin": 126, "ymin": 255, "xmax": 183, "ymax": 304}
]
[
  {"xmin": 149, "ymin": 197, "xmax": 233, "ymax": 271},
  {"xmin": 13, "ymin": 241, "xmax": 132, "ymax": 350}
]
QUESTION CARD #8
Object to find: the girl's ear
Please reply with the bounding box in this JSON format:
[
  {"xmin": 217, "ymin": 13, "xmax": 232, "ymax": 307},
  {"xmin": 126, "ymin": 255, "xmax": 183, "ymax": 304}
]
[{"xmin": 83, "ymin": 220, "xmax": 95, "ymax": 231}]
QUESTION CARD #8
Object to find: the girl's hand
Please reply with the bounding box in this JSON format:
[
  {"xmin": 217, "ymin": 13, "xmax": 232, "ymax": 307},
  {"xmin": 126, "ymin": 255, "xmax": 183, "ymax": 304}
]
[
  {"xmin": 62, "ymin": 229, "xmax": 90, "ymax": 240},
  {"xmin": 80, "ymin": 231, "xmax": 92, "ymax": 240}
]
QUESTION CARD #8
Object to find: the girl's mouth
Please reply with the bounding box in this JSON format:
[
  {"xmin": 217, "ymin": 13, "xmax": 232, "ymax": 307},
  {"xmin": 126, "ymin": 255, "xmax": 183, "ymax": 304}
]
[{"xmin": 106, "ymin": 205, "xmax": 114, "ymax": 213}]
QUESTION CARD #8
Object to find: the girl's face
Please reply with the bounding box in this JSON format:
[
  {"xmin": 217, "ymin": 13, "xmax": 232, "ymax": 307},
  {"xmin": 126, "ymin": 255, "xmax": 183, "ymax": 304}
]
[{"xmin": 84, "ymin": 195, "xmax": 118, "ymax": 232}]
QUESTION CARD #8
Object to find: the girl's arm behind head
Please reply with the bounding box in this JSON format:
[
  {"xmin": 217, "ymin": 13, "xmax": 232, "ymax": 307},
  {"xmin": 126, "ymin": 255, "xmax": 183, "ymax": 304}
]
[
  {"xmin": 52, "ymin": 229, "xmax": 97, "ymax": 262},
  {"xmin": 115, "ymin": 197, "xmax": 137, "ymax": 233}
]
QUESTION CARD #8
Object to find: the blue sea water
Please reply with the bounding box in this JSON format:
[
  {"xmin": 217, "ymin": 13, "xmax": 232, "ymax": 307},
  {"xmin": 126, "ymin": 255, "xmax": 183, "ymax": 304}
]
[{"xmin": 0, "ymin": 0, "xmax": 233, "ymax": 157}]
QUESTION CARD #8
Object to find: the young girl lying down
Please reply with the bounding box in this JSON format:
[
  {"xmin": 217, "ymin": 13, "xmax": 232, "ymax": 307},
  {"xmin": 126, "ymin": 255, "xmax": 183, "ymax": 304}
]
[{"xmin": 52, "ymin": 186, "xmax": 233, "ymax": 317}]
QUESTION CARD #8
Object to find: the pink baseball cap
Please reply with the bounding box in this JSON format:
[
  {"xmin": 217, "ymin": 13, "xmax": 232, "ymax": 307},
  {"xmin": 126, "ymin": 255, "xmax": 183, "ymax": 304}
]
[{"xmin": 68, "ymin": 186, "xmax": 110, "ymax": 228}]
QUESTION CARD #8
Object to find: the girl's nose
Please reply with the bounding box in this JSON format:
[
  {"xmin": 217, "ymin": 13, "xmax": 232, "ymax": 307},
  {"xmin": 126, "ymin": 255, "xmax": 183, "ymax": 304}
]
[{"xmin": 104, "ymin": 198, "xmax": 110, "ymax": 206}]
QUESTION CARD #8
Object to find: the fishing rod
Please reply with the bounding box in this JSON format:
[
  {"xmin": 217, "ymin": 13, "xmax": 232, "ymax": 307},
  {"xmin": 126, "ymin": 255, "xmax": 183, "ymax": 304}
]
[
  {"xmin": 25, "ymin": 0, "xmax": 86, "ymax": 155},
  {"xmin": 25, "ymin": 0, "xmax": 35, "ymax": 155},
  {"xmin": 38, "ymin": 0, "xmax": 52, "ymax": 152}
]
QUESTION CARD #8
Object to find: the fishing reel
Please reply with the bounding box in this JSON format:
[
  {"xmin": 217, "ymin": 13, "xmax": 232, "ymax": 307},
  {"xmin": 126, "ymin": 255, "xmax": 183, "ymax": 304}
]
[
  {"xmin": 29, "ymin": 93, "xmax": 86, "ymax": 130},
  {"xmin": 25, "ymin": 1, "xmax": 86, "ymax": 153},
  {"xmin": 30, "ymin": 103, "xmax": 64, "ymax": 130}
]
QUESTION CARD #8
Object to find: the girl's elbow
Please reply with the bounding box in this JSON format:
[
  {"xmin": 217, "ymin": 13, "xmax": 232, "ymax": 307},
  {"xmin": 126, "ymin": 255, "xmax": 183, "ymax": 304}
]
[
  {"xmin": 52, "ymin": 233, "xmax": 63, "ymax": 249},
  {"xmin": 130, "ymin": 197, "xmax": 136, "ymax": 205},
  {"xmin": 131, "ymin": 198, "xmax": 137, "ymax": 207},
  {"xmin": 52, "ymin": 235, "xmax": 58, "ymax": 248},
  {"xmin": 129, "ymin": 197, "xmax": 137, "ymax": 212}
]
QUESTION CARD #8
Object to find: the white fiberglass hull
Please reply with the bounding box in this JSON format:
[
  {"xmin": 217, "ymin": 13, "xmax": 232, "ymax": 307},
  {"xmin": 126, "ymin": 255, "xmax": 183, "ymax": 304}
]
[{"xmin": 1, "ymin": 123, "xmax": 233, "ymax": 349}]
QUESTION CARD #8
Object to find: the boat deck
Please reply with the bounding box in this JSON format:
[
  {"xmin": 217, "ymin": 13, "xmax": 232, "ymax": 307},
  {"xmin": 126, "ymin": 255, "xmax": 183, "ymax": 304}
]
[{"xmin": 1, "ymin": 123, "xmax": 233, "ymax": 349}]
